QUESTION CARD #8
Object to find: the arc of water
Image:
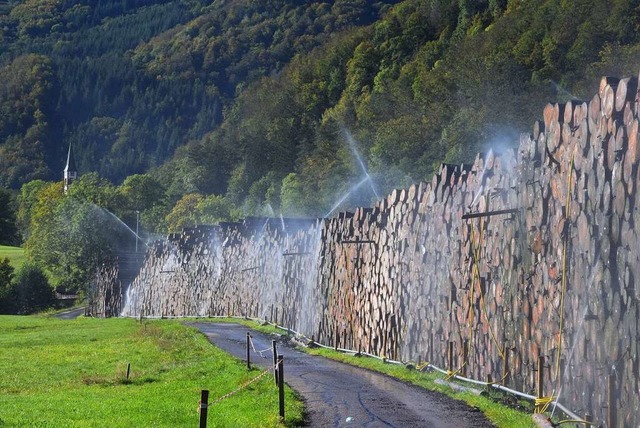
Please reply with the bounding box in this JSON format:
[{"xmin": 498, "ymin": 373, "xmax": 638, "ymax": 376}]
[
  {"xmin": 95, "ymin": 205, "xmax": 149, "ymax": 249},
  {"xmin": 324, "ymin": 175, "xmax": 371, "ymax": 218},
  {"xmin": 342, "ymin": 128, "xmax": 380, "ymax": 200},
  {"xmin": 96, "ymin": 205, "xmax": 149, "ymax": 248}
]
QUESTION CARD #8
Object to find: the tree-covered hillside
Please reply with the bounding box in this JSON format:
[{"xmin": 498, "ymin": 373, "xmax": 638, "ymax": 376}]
[
  {"xmin": 3, "ymin": 0, "xmax": 640, "ymax": 301},
  {"xmin": 160, "ymin": 0, "xmax": 640, "ymax": 216},
  {"xmin": 0, "ymin": 0, "xmax": 397, "ymax": 187},
  {"xmin": 3, "ymin": 0, "xmax": 640, "ymax": 223}
]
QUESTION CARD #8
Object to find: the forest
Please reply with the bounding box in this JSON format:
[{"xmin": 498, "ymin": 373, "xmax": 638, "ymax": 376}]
[{"xmin": 2, "ymin": 0, "xmax": 640, "ymax": 300}]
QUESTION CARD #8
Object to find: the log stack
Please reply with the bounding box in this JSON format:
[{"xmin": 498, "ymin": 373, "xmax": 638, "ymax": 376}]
[{"xmin": 96, "ymin": 74, "xmax": 640, "ymax": 427}]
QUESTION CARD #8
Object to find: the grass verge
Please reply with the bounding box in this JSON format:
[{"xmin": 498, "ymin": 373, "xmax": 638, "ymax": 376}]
[
  {"xmin": 0, "ymin": 316, "xmax": 304, "ymax": 427},
  {"xmin": 227, "ymin": 318, "xmax": 537, "ymax": 428},
  {"xmin": 0, "ymin": 245, "xmax": 26, "ymax": 270}
]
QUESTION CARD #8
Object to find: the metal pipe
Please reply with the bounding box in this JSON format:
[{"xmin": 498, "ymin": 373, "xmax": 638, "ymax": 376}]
[{"xmin": 462, "ymin": 208, "xmax": 520, "ymax": 219}]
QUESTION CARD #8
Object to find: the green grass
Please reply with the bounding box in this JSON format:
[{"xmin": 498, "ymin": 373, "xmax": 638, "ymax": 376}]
[
  {"xmin": 0, "ymin": 316, "xmax": 304, "ymax": 428},
  {"xmin": 230, "ymin": 319, "xmax": 536, "ymax": 428},
  {"xmin": 0, "ymin": 245, "xmax": 27, "ymax": 270}
]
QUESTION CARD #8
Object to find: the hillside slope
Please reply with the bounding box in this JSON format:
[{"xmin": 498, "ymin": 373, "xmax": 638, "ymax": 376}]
[
  {"xmin": 0, "ymin": 0, "xmax": 397, "ymax": 187},
  {"xmin": 2, "ymin": 0, "xmax": 640, "ymax": 218}
]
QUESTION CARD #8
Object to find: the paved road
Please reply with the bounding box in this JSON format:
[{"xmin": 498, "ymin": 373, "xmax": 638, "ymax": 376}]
[
  {"xmin": 190, "ymin": 322, "xmax": 494, "ymax": 428},
  {"xmin": 55, "ymin": 307, "xmax": 85, "ymax": 320}
]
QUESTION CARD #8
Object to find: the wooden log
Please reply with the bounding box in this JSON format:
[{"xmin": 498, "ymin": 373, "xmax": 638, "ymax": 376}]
[
  {"xmin": 602, "ymin": 84, "xmax": 616, "ymax": 119},
  {"xmin": 615, "ymin": 77, "xmax": 637, "ymax": 112},
  {"xmin": 533, "ymin": 121, "xmax": 544, "ymax": 141},
  {"xmin": 543, "ymin": 103, "xmax": 555, "ymax": 130},
  {"xmin": 600, "ymin": 76, "xmax": 620, "ymax": 99},
  {"xmin": 588, "ymin": 93, "xmax": 601, "ymax": 133},
  {"xmin": 548, "ymin": 119, "xmax": 561, "ymax": 152},
  {"xmin": 574, "ymin": 101, "xmax": 588, "ymax": 125},
  {"xmin": 627, "ymin": 119, "xmax": 639, "ymax": 165}
]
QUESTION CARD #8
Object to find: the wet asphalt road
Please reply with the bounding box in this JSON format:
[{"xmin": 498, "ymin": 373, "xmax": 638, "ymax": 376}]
[
  {"xmin": 55, "ymin": 307, "xmax": 86, "ymax": 320},
  {"xmin": 190, "ymin": 322, "xmax": 494, "ymax": 428}
]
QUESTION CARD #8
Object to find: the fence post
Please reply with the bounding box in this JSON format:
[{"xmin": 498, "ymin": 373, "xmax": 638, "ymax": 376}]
[
  {"xmin": 584, "ymin": 413, "xmax": 592, "ymax": 428},
  {"xmin": 199, "ymin": 390, "xmax": 209, "ymax": 428},
  {"xmin": 272, "ymin": 340, "xmax": 278, "ymax": 385},
  {"xmin": 246, "ymin": 332, "xmax": 251, "ymax": 370},
  {"xmin": 535, "ymin": 356, "xmax": 544, "ymax": 413},
  {"xmin": 448, "ymin": 341, "xmax": 454, "ymax": 372},
  {"xmin": 502, "ymin": 340, "xmax": 509, "ymax": 386},
  {"xmin": 608, "ymin": 373, "xmax": 616, "ymax": 428},
  {"xmin": 126, "ymin": 363, "xmax": 131, "ymax": 381},
  {"xmin": 462, "ymin": 339, "xmax": 469, "ymax": 377},
  {"xmin": 277, "ymin": 355, "xmax": 285, "ymax": 420}
]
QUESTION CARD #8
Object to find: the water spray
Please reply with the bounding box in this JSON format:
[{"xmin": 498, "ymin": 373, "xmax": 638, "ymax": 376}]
[
  {"xmin": 342, "ymin": 128, "xmax": 380, "ymax": 199},
  {"xmin": 324, "ymin": 175, "xmax": 371, "ymax": 218}
]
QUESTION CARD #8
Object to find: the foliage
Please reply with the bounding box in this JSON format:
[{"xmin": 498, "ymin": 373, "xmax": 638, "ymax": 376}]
[
  {"xmin": 164, "ymin": 193, "xmax": 203, "ymax": 233},
  {"xmin": 0, "ymin": 317, "xmax": 304, "ymax": 427},
  {"xmin": 2, "ymin": 262, "xmax": 55, "ymax": 314},
  {"xmin": 0, "ymin": 54, "xmax": 60, "ymax": 188},
  {"xmin": 0, "ymin": 246, "xmax": 27, "ymax": 271},
  {"xmin": 23, "ymin": 179, "xmax": 132, "ymax": 293},
  {"xmin": 6, "ymin": 0, "xmax": 640, "ymax": 221},
  {"xmin": 170, "ymin": 0, "xmax": 640, "ymax": 215},
  {"xmin": 0, "ymin": 257, "xmax": 14, "ymax": 313},
  {"xmin": 0, "ymin": 0, "xmax": 396, "ymax": 188},
  {"xmin": 0, "ymin": 188, "xmax": 19, "ymax": 245},
  {"xmin": 16, "ymin": 179, "xmax": 47, "ymax": 240}
]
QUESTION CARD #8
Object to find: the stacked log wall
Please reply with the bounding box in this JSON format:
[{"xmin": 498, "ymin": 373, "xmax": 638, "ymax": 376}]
[{"xmin": 99, "ymin": 75, "xmax": 640, "ymax": 427}]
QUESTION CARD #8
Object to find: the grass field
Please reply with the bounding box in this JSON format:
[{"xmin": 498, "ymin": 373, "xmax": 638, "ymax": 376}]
[
  {"xmin": 0, "ymin": 316, "xmax": 304, "ymax": 428},
  {"xmin": 0, "ymin": 245, "xmax": 26, "ymax": 270}
]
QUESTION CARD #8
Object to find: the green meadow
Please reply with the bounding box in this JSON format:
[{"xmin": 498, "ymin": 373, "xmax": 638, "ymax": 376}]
[
  {"xmin": 0, "ymin": 316, "xmax": 303, "ymax": 427},
  {"xmin": 0, "ymin": 246, "xmax": 26, "ymax": 270}
]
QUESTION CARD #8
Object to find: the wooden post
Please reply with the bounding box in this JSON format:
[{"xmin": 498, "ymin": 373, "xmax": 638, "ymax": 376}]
[
  {"xmin": 502, "ymin": 341, "xmax": 509, "ymax": 386},
  {"xmin": 448, "ymin": 341, "xmax": 454, "ymax": 372},
  {"xmin": 536, "ymin": 356, "xmax": 545, "ymax": 413},
  {"xmin": 486, "ymin": 374, "xmax": 493, "ymax": 392},
  {"xmin": 429, "ymin": 333, "xmax": 433, "ymax": 365},
  {"xmin": 462, "ymin": 339, "xmax": 469, "ymax": 377},
  {"xmin": 199, "ymin": 390, "xmax": 209, "ymax": 428},
  {"xmin": 584, "ymin": 413, "xmax": 592, "ymax": 428},
  {"xmin": 126, "ymin": 363, "xmax": 131, "ymax": 380},
  {"xmin": 608, "ymin": 373, "xmax": 616, "ymax": 428},
  {"xmin": 277, "ymin": 355, "xmax": 285, "ymax": 420},
  {"xmin": 272, "ymin": 340, "xmax": 278, "ymax": 385},
  {"xmin": 246, "ymin": 332, "xmax": 251, "ymax": 370}
]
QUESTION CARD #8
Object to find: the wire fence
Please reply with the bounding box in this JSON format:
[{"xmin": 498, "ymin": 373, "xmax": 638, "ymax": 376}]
[{"xmin": 128, "ymin": 313, "xmax": 592, "ymax": 426}]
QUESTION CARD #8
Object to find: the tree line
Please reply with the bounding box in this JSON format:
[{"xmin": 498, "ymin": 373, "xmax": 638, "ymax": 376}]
[{"xmin": 2, "ymin": 0, "xmax": 640, "ymax": 309}]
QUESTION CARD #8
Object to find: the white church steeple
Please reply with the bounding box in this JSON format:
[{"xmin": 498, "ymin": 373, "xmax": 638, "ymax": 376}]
[{"xmin": 63, "ymin": 143, "xmax": 77, "ymax": 194}]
